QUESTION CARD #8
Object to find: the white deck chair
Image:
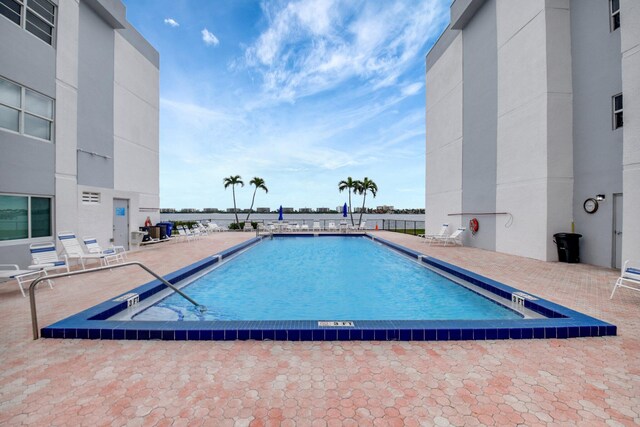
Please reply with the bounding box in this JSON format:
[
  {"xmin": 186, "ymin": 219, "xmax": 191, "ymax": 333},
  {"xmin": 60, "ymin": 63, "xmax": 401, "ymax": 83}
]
[
  {"xmin": 207, "ymin": 223, "xmax": 222, "ymax": 232},
  {"xmin": 243, "ymin": 222, "xmax": 253, "ymax": 232},
  {"xmin": 312, "ymin": 221, "xmax": 322, "ymax": 231},
  {"xmin": 610, "ymin": 260, "xmax": 640, "ymax": 299},
  {"xmin": 357, "ymin": 221, "xmax": 367, "ymax": 230},
  {"xmin": 327, "ymin": 222, "xmax": 337, "ymax": 232},
  {"xmin": 57, "ymin": 232, "xmax": 117, "ymax": 269},
  {"xmin": 423, "ymin": 223, "xmax": 449, "ymax": 243},
  {"xmin": 0, "ymin": 264, "xmax": 50, "ymax": 297},
  {"xmin": 300, "ymin": 223, "xmax": 309, "ymax": 231},
  {"xmin": 29, "ymin": 242, "xmax": 70, "ymax": 273},
  {"xmin": 82, "ymin": 237, "xmax": 126, "ymax": 263},
  {"xmin": 433, "ymin": 227, "xmax": 465, "ymax": 246},
  {"xmin": 177, "ymin": 226, "xmax": 194, "ymax": 242}
]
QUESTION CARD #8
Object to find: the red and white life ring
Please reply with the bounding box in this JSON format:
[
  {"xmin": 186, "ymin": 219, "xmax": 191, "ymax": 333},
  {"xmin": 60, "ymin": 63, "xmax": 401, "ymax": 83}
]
[{"xmin": 469, "ymin": 218, "xmax": 479, "ymax": 235}]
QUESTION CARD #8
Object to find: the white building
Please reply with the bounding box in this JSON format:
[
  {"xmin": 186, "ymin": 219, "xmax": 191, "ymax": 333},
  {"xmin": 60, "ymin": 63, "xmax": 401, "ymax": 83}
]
[
  {"xmin": 0, "ymin": 0, "xmax": 159, "ymax": 266},
  {"xmin": 426, "ymin": 0, "xmax": 639, "ymax": 268}
]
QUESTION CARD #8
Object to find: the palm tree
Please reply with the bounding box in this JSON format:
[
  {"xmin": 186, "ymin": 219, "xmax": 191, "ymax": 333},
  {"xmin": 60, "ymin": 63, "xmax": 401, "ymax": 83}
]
[
  {"xmin": 355, "ymin": 177, "xmax": 378, "ymax": 226},
  {"xmin": 223, "ymin": 175, "xmax": 244, "ymax": 226},
  {"xmin": 338, "ymin": 177, "xmax": 357, "ymax": 226},
  {"xmin": 246, "ymin": 177, "xmax": 268, "ymax": 221}
]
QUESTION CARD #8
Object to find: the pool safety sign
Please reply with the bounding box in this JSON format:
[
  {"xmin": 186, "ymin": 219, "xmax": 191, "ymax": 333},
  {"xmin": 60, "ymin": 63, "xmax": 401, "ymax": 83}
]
[{"xmin": 318, "ymin": 321, "xmax": 355, "ymax": 327}]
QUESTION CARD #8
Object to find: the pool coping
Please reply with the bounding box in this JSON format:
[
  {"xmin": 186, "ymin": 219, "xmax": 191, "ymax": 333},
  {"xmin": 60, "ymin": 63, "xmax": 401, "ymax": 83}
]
[{"xmin": 41, "ymin": 234, "xmax": 616, "ymax": 341}]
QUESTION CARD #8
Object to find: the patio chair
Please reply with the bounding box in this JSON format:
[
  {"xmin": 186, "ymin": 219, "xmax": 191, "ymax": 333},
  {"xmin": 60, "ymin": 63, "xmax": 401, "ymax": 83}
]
[
  {"xmin": 0, "ymin": 264, "xmax": 50, "ymax": 297},
  {"xmin": 57, "ymin": 232, "xmax": 118, "ymax": 269},
  {"xmin": 300, "ymin": 223, "xmax": 309, "ymax": 231},
  {"xmin": 327, "ymin": 222, "xmax": 337, "ymax": 232},
  {"xmin": 610, "ymin": 260, "xmax": 640, "ymax": 299},
  {"xmin": 422, "ymin": 223, "xmax": 449, "ymax": 242},
  {"xmin": 82, "ymin": 237, "xmax": 126, "ymax": 263},
  {"xmin": 243, "ymin": 222, "xmax": 253, "ymax": 232},
  {"xmin": 312, "ymin": 221, "xmax": 322, "ymax": 231},
  {"xmin": 29, "ymin": 242, "xmax": 70, "ymax": 273},
  {"xmin": 357, "ymin": 221, "xmax": 367, "ymax": 230},
  {"xmin": 432, "ymin": 227, "xmax": 465, "ymax": 246},
  {"xmin": 177, "ymin": 226, "xmax": 194, "ymax": 242},
  {"xmin": 207, "ymin": 223, "xmax": 223, "ymax": 232}
]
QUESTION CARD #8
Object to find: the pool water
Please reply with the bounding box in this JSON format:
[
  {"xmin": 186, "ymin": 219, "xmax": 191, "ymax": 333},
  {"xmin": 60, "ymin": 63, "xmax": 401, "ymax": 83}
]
[{"xmin": 134, "ymin": 237, "xmax": 522, "ymax": 321}]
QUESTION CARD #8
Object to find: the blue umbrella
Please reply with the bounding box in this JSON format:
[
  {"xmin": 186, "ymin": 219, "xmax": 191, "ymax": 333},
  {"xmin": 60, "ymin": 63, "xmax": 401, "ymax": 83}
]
[
  {"xmin": 342, "ymin": 203, "xmax": 348, "ymax": 218},
  {"xmin": 278, "ymin": 205, "xmax": 283, "ymax": 221}
]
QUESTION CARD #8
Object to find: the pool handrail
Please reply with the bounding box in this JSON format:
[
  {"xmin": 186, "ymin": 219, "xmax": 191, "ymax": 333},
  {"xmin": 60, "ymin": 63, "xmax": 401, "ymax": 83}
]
[{"xmin": 28, "ymin": 261, "xmax": 206, "ymax": 340}]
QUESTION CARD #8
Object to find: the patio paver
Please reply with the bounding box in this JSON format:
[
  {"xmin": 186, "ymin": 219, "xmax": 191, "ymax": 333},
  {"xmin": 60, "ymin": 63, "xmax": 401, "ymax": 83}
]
[{"xmin": 0, "ymin": 231, "xmax": 638, "ymax": 426}]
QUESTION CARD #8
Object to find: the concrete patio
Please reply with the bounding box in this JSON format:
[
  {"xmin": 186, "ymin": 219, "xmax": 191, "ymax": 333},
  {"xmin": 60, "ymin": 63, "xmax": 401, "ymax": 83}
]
[{"xmin": 0, "ymin": 231, "xmax": 638, "ymax": 426}]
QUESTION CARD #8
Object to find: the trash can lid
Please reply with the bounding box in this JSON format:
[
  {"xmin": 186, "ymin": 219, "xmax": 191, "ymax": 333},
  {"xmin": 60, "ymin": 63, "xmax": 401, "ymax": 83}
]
[{"xmin": 553, "ymin": 233, "xmax": 582, "ymax": 238}]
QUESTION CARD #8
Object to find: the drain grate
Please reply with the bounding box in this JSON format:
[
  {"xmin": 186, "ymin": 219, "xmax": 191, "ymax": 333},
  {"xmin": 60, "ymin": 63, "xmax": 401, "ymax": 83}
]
[{"xmin": 318, "ymin": 321, "xmax": 355, "ymax": 327}]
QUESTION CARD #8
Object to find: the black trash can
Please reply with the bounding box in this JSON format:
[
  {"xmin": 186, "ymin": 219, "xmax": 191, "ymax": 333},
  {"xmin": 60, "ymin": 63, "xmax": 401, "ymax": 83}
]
[{"xmin": 553, "ymin": 233, "xmax": 582, "ymax": 263}]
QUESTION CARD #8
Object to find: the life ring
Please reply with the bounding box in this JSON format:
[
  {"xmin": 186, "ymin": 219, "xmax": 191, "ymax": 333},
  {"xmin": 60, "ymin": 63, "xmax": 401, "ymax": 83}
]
[{"xmin": 469, "ymin": 218, "xmax": 479, "ymax": 235}]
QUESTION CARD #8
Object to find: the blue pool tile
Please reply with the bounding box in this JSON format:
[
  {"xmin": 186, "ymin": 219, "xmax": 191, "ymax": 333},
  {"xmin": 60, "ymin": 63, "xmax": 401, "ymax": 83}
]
[
  {"xmin": 175, "ymin": 330, "xmax": 187, "ymax": 341},
  {"xmin": 312, "ymin": 330, "xmax": 324, "ymax": 341},
  {"xmin": 64, "ymin": 329, "xmax": 77, "ymax": 339},
  {"xmin": 606, "ymin": 325, "xmax": 616, "ymax": 336},
  {"xmin": 449, "ymin": 329, "xmax": 461, "ymax": 341},
  {"xmin": 237, "ymin": 330, "xmax": 250, "ymax": 340},
  {"xmin": 473, "ymin": 329, "xmax": 486, "ymax": 340},
  {"xmin": 485, "ymin": 329, "xmax": 497, "ymax": 340},
  {"xmin": 41, "ymin": 328, "xmax": 52, "ymax": 339},
  {"xmin": 212, "ymin": 330, "xmax": 224, "ymax": 340},
  {"xmin": 374, "ymin": 330, "xmax": 387, "ymax": 340},
  {"xmin": 101, "ymin": 329, "xmax": 114, "ymax": 340},
  {"xmin": 568, "ymin": 327, "xmax": 579, "ymax": 338},
  {"xmin": 425, "ymin": 330, "xmax": 437, "ymax": 341},
  {"xmin": 113, "ymin": 329, "xmax": 125, "ymax": 340},
  {"xmin": 349, "ymin": 329, "xmax": 363, "ymax": 340},
  {"xmin": 362, "ymin": 330, "xmax": 375, "ymax": 340},
  {"xmin": 556, "ymin": 327, "xmax": 568, "ymax": 339},
  {"xmin": 399, "ymin": 330, "xmax": 411, "ymax": 341},
  {"xmin": 161, "ymin": 330, "xmax": 174, "ymax": 340},
  {"xmin": 288, "ymin": 330, "xmax": 300, "ymax": 341},
  {"xmin": 412, "ymin": 329, "xmax": 425, "ymax": 341},
  {"xmin": 509, "ymin": 329, "xmax": 522, "ymax": 340},
  {"xmin": 300, "ymin": 330, "xmax": 313, "ymax": 341},
  {"xmin": 262, "ymin": 330, "xmax": 275, "ymax": 341},
  {"xmin": 545, "ymin": 327, "xmax": 557, "ymax": 339},
  {"xmin": 533, "ymin": 328, "xmax": 545, "ymax": 339},
  {"xmin": 225, "ymin": 330, "xmax": 238, "ymax": 340},
  {"xmin": 188, "ymin": 330, "xmax": 200, "ymax": 341},
  {"xmin": 461, "ymin": 329, "xmax": 473, "ymax": 340},
  {"xmin": 51, "ymin": 329, "xmax": 64, "ymax": 339},
  {"xmin": 275, "ymin": 330, "xmax": 287, "ymax": 341},
  {"xmin": 125, "ymin": 330, "xmax": 137, "ymax": 340},
  {"xmin": 250, "ymin": 330, "xmax": 262, "ymax": 340},
  {"xmin": 138, "ymin": 330, "xmax": 150, "ymax": 340},
  {"xmin": 325, "ymin": 329, "xmax": 337, "ymax": 341},
  {"xmin": 337, "ymin": 330, "xmax": 350, "ymax": 341},
  {"xmin": 88, "ymin": 329, "xmax": 100, "ymax": 340},
  {"xmin": 77, "ymin": 329, "xmax": 89, "ymax": 339},
  {"xmin": 521, "ymin": 328, "xmax": 533, "ymax": 339},
  {"xmin": 436, "ymin": 330, "xmax": 448, "ymax": 341},
  {"xmin": 199, "ymin": 330, "xmax": 212, "ymax": 340},
  {"xmin": 497, "ymin": 329, "xmax": 509, "ymax": 340}
]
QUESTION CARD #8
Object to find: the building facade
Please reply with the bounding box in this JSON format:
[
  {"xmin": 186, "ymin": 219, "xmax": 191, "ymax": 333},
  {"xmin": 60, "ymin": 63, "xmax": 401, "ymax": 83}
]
[
  {"xmin": 426, "ymin": 0, "xmax": 639, "ymax": 268},
  {"xmin": 0, "ymin": 0, "xmax": 160, "ymax": 266}
]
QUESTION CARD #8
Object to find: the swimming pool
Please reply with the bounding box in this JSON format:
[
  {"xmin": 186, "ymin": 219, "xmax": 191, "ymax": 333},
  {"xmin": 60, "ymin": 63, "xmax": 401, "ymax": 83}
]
[
  {"xmin": 132, "ymin": 237, "xmax": 524, "ymax": 321},
  {"xmin": 42, "ymin": 234, "xmax": 616, "ymax": 341}
]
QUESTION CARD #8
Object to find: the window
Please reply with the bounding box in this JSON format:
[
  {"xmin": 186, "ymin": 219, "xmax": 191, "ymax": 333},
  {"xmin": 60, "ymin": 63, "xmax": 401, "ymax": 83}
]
[
  {"xmin": 0, "ymin": 0, "xmax": 55, "ymax": 45},
  {"xmin": 613, "ymin": 94, "xmax": 623, "ymax": 129},
  {"xmin": 82, "ymin": 192, "xmax": 101, "ymax": 204},
  {"xmin": 0, "ymin": 76, "xmax": 53, "ymax": 141},
  {"xmin": 0, "ymin": 194, "xmax": 52, "ymax": 242},
  {"xmin": 611, "ymin": 0, "xmax": 620, "ymax": 31}
]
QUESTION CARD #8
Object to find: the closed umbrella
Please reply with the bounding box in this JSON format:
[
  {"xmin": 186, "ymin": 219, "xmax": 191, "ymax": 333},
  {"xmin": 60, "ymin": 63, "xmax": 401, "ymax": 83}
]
[
  {"xmin": 342, "ymin": 203, "xmax": 348, "ymax": 218},
  {"xmin": 278, "ymin": 205, "xmax": 283, "ymax": 221}
]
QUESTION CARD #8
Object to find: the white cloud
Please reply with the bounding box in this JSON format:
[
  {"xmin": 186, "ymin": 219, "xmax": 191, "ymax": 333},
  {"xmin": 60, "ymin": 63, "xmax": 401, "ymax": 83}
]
[
  {"xmin": 401, "ymin": 82, "xmax": 424, "ymax": 97},
  {"xmin": 241, "ymin": 0, "xmax": 448, "ymax": 103},
  {"xmin": 164, "ymin": 18, "xmax": 179, "ymax": 27},
  {"xmin": 202, "ymin": 28, "xmax": 220, "ymax": 46}
]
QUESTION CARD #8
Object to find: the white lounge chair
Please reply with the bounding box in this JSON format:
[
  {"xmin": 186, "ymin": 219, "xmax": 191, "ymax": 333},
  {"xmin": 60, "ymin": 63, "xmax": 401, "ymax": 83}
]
[
  {"xmin": 312, "ymin": 222, "xmax": 322, "ymax": 231},
  {"xmin": 423, "ymin": 223, "xmax": 449, "ymax": 244},
  {"xmin": 300, "ymin": 223, "xmax": 309, "ymax": 231},
  {"xmin": 357, "ymin": 221, "xmax": 367, "ymax": 230},
  {"xmin": 327, "ymin": 222, "xmax": 337, "ymax": 232},
  {"xmin": 433, "ymin": 227, "xmax": 465, "ymax": 246},
  {"xmin": 29, "ymin": 242, "xmax": 70, "ymax": 273},
  {"xmin": 82, "ymin": 237, "xmax": 126, "ymax": 263},
  {"xmin": 0, "ymin": 264, "xmax": 50, "ymax": 297},
  {"xmin": 177, "ymin": 226, "xmax": 194, "ymax": 242},
  {"xmin": 243, "ymin": 222, "xmax": 253, "ymax": 232},
  {"xmin": 58, "ymin": 232, "xmax": 118, "ymax": 268},
  {"xmin": 207, "ymin": 223, "xmax": 223, "ymax": 232},
  {"xmin": 610, "ymin": 260, "xmax": 640, "ymax": 299}
]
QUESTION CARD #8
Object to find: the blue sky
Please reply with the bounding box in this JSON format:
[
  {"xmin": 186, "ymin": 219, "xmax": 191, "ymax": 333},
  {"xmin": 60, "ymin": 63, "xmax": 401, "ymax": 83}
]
[{"xmin": 122, "ymin": 0, "xmax": 449, "ymax": 210}]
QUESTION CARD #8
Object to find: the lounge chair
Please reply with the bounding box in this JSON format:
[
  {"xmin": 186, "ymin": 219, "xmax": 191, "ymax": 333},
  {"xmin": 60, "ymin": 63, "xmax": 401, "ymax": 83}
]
[
  {"xmin": 432, "ymin": 227, "xmax": 465, "ymax": 246},
  {"xmin": 423, "ymin": 223, "xmax": 449, "ymax": 243},
  {"xmin": 57, "ymin": 232, "xmax": 118, "ymax": 268},
  {"xmin": 357, "ymin": 221, "xmax": 367, "ymax": 230},
  {"xmin": 82, "ymin": 237, "xmax": 126, "ymax": 263},
  {"xmin": 177, "ymin": 226, "xmax": 194, "ymax": 242},
  {"xmin": 610, "ymin": 260, "xmax": 640, "ymax": 299},
  {"xmin": 0, "ymin": 264, "xmax": 50, "ymax": 297},
  {"xmin": 29, "ymin": 242, "xmax": 70, "ymax": 273},
  {"xmin": 207, "ymin": 223, "xmax": 223, "ymax": 232},
  {"xmin": 312, "ymin": 221, "xmax": 322, "ymax": 231},
  {"xmin": 327, "ymin": 222, "xmax": 337, "ymax": 232},
  {"xmin": 243, "ymin": 222, "xmax": 253, "ymax": 232},
  {"xmin": 300, "ymin": 223, "xmax": 309, "ymax": 231}
]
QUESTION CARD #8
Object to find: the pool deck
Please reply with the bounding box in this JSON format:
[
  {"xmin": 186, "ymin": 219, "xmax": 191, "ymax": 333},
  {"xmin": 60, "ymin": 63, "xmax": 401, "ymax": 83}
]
[{"xmin": 0, "ymin": 231, "xmax": 638, "ymax": 426}]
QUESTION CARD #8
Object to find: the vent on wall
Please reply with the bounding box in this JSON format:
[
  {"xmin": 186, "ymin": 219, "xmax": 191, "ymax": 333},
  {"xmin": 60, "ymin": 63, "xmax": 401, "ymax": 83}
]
[{"xmin": 82, "ymin": 192, "xmax": 100, "ymax": 204}]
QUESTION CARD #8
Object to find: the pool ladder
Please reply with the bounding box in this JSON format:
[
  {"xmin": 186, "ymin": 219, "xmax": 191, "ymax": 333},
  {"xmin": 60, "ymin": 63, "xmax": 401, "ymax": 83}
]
[{"xmin": 28, "ymin": 261, "xmax": 206, "ymax": 340}]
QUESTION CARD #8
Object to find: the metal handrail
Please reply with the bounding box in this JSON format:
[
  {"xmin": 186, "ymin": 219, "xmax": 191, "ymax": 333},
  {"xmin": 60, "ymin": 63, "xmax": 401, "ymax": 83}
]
[{"xmin": 29, "ymin": 261, "xmax": 206, "ymax": 340}]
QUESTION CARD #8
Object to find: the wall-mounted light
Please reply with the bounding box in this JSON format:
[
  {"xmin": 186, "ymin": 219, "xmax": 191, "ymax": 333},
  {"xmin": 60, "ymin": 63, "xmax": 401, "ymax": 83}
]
[{"xmin": 596, "ymin": 194, "xmax": 606, "ymax": 201}]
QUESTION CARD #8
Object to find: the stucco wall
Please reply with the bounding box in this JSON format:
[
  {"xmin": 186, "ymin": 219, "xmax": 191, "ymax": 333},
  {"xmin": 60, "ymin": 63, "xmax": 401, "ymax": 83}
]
[
  {"xmin": 426, "ymin": 32, "xmax": 463, "ymax": 236},
  {"xmin": 462, "ymin": 0, "xmax": 497, "ymax": 250},
  {"xmin": 570, "ymin": 0, "xmax": 623, "ymax": 268}
]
